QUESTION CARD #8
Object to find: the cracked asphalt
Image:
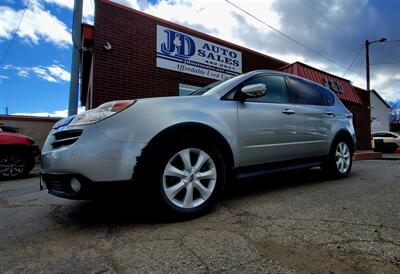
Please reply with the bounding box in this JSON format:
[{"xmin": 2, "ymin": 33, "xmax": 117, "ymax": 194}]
[{"xmin": 0, "ymin": 160, "xmax": 399, "ymax": 273}]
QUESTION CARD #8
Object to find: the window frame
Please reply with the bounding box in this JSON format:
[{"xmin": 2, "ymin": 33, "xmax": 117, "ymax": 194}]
[{"xmin": 221, "ymin": 73, "xmax": 294, "ymax": 104}]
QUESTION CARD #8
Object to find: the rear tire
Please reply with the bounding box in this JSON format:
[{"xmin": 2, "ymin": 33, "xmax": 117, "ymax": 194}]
[
  {"xmin": 0, "ymin": 151, "xmax": 32, "ymax": 180},
  {"xmin": 133, "ymin": 135, "xmax": 226, "ymax": 219},
  {"xmin": 321, "ymin": 138, "xmax": 353, "ymax": 179}
]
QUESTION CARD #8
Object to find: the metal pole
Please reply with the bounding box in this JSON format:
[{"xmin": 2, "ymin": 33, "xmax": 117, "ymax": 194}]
[
  {"xmin": 365, "ymin": 40, "xmax": 370, "ymax": 92},
  {"xmin": 68, "ymin": 0, "xmax": 83, "ymax": 116}
]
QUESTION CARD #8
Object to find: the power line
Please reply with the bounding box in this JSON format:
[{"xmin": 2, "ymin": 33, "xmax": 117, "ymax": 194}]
[
  {"xmin": 0, "ymin": 0, "xmax": 30, "ymax": 66},
  {"xmin": 225, "ymin": 0, "xmax": 359, "ymax": 74},
  {"xmin": 301, "ymin": 0, "xmax": 361, "ymax": 45},
  {"xmin": 342, "ymin": 44, "xmax": 363, "ymax": 77},
  {"xmin": 300, "ymin": 0, "xmax": 367, "ymax": 78},
  {"xmin": 385, "ymin": 39, "xmax": 400, "ymax": 43}
]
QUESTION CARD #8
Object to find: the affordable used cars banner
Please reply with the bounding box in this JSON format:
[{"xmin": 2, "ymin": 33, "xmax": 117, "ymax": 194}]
[{"xmin": 156, "ymin": 25, "xmax": 242, "ymax": 81}]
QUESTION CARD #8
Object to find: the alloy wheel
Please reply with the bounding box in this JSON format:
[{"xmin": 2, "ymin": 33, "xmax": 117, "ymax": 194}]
[
  {"xmin": 0, "ymin": 155, "xmax": 25, "ymax": 178},
  {"xmin": 162, "ymin": 148, "xmax": 217, "ymax": 209},
  {"xmin": 335, "ymin": 142, "xmax": 351, "ymax": 174}
]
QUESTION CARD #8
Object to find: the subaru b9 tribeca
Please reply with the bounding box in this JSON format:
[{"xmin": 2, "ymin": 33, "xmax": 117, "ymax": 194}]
[{"xmin": 41, "ymin": 70, "xmax": 355, "ymax": 218}]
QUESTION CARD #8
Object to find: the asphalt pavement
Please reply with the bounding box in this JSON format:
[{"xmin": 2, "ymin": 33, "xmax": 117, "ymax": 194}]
[{"xmin": 0, "ymin": 160, "xmax": 399, "ymax": 273}]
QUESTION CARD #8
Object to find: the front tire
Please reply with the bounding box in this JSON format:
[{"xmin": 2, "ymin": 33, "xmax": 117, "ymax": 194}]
[
  {"xmin": 322, "ymin": 138, "xmax": 353, "ymax": 178},
  {"xmin": 134, "ymin": 136, "xmax": 226, "ymax": 219}
]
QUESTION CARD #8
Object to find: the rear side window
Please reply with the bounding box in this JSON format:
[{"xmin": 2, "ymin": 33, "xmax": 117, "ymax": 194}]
[
  {"xmin": 242, "ymin": 75, "xmax": 290, "ymax": 103},
  {"xmin": 288, "ymin": 77, "xmax": 325, "ymax": 105},
  {"xmin": 319, "ymin": 86, "xmax": 335, "ymax": 106}
]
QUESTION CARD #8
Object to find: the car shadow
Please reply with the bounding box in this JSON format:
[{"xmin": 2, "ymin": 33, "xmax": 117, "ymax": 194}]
[{"xmin": 54, "ymin": 167, "xmax": 337, "ymax": 227}]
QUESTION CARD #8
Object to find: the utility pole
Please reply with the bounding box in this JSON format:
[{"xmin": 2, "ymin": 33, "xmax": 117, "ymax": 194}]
[
  {"xmin": 68, "ymin": 0, "xmax": 83, "ymax": 116},
  {"xmin": 365, "ymin": 38, "xmax": 386, "ymax": 93},
  {"xmin": 365, "ymin": 40, "xmax": 370, "ymax": 92}
]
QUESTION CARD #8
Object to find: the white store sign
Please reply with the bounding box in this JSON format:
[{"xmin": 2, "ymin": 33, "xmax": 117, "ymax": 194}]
[{"xmin": 156, "ymin": 25, "xmax": 242, "ymax": 80}]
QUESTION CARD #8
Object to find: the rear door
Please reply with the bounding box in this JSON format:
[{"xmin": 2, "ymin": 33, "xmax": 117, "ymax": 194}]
[
  {"xmin": 235, "ymin": 74, "xmax": 300, "ymax": 166},
  {"xmin": 286, "ymin": 77, "xmax": 332, "ymax": 158}
]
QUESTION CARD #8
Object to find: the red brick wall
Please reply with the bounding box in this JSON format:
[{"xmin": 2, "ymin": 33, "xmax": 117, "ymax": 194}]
[
  {"xmin": 92, "ymin": 0, "xmax": 287, "ymax": 107},
  {"xmin": 345, "ymin": 87, "xmax": 371, "ymax": 150}
]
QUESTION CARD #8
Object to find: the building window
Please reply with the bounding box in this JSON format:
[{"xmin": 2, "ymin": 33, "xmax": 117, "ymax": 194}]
[{"xmin": 179, "ymin": 84, "xmax": 201, "ymax": 96}]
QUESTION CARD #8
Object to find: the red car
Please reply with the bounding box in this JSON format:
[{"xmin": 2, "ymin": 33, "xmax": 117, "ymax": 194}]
[{"xmin": 0, "ymin": 128, "xmax": 40, "ymax": 179}]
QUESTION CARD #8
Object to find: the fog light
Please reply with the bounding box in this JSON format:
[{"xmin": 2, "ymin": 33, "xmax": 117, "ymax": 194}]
[{"xmin": 70, "ymin": 178, "xmax": 81, "ymax": 192}]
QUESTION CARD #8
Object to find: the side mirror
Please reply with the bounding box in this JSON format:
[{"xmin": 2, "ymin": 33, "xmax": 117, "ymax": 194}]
[{"xmin": 240, "ymin": 83, "xmax": 267, "ymax": 99}]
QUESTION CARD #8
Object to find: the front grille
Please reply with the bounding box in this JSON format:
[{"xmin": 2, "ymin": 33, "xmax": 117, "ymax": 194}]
[{"xmin": 51, "ymin": 129, "xmax": 83, "ymax": 149}]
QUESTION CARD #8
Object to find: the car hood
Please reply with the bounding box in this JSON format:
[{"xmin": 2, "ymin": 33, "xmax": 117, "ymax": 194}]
[{"xmin": 0, "ymin": 131, "xmax": 34, "ymax": 145}]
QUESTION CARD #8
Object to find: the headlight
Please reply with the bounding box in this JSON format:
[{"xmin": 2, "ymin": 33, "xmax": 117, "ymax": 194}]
[
  {"xmin": 68, "ymin": 100, "xmax": 136, "ymax": 127},
  {"xmin": 53, "ymin": 115, "xmax": 76, "ymax": 129}
]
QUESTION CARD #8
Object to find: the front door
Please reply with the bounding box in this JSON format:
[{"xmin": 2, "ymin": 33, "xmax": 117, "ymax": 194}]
[{"xmin": 236, "ymin": 74, "xmax": 300, "ymax": 166}]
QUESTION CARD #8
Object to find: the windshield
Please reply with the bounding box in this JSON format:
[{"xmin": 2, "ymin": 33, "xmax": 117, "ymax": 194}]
[
  {"xmin": 189, "ymin": 73, "xmax": 249, "ymax": 96},
  {"xmin": 189, "ymin": 80, "xmax": 224, "ymax": 96}
]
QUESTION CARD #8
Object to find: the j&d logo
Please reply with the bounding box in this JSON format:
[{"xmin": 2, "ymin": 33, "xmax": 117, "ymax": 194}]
[
  {"xmin": 156, "ymin": 25, "xmax": 242, "ymax": 80},
  {"xmin": 161, "ymin": 30, "xmax": 196, "ymax": 59}
]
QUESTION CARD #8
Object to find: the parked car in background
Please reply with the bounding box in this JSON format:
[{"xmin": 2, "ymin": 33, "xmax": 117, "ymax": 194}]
[
  {"xmin": 0, "ymin": 124, "xmax": 18, "ymax": 133},
  {"xmin": 41, "ymin": 70, "xmax": 356, "ymax": 218},
  {"xmin": 372, "ymin": 131, "xmax": 400, "ymax": 152},
  {"xmin": 0, "ymin": 128, "xmax": 40, "ymax": 179}
]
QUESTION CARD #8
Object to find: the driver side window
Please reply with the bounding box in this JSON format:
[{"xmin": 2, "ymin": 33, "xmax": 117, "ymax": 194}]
[{"xmin": 242, "ymin": 75, "xmax": 290, "ymax": 103}]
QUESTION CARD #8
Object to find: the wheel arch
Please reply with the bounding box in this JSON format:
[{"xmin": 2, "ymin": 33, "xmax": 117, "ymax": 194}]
[
  {"xmin": 331, "ymin": 129, "xmax": 355, "ymax": 154},
  {"xmin": 147, "ymin": 122, "xmax": 235, "ymax": 170}
]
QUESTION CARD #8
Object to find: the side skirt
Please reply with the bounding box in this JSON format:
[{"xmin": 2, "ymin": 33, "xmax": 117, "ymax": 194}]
[{"xmin": 231, "ymin": 156, "xmax": 327, "ymax": 181}]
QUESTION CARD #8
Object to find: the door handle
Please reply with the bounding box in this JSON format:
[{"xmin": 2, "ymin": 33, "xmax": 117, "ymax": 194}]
[
  {"xmin": 282, "ymin": 109, "xmax": 296, "ymax": 115},
  {"xmin": 325, "ymin": 111, "xmax": 335, "ymax": 117}
]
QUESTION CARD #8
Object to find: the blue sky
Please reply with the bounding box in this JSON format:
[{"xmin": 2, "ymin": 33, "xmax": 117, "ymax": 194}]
[
  {"xmin": 0, "ymin": 0, "xmax": 79, "ymax": 116},
  {"xmin": 0, "ymin": 0, "xmax": 399, "ymax": 117}
]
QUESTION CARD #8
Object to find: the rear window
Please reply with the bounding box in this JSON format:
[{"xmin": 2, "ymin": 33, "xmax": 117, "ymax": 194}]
[{"xmin": 288, "ymin": 77, "xmax": 325, "ymax": 105}]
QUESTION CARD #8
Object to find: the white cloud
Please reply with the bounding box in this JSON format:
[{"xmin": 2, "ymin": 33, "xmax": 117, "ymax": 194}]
[
  {"xmin": 112, "ymin": 0, "xmax": 140, "ymax": 10},
  {"xmin": 0, "ymin": 1, "xmax": 71, "ymax": 47},
  {"xmin": 3, "ymin": 63, "xmax": 70, "ymax": 83},
  {"xmin": 32, "ymin": 66, "xmax": 58, "ymax": 82},
  {"xmin": 47, "ymin": 64, "xmax": 70, "ymax": 81},
  {"xmin": 44, "ymin": 0, "xmax": 74, "ymax": 9},
  {"xmin": 13, "ymin": 106, "xmax": 85, "ymax": 118},
  {"xmin": 44, "ymin": 0, "xmax": 94, "ymax": 24},
  {"xmin": 0, "ymin": 75, "xmax": 9, "ymax": 84},
  {"xmin": 17, "ymin": 69, "xmax": 30, "ymax": 78}
]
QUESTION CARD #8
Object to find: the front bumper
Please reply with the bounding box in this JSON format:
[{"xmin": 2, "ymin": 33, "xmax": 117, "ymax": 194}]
[
  {"xmin": 41, "ymin": 123, "xmax": 147, "ymax": 182},
  {"xmin": 41, "ymin": 172, "xmax": 132, "ymax": 199}
]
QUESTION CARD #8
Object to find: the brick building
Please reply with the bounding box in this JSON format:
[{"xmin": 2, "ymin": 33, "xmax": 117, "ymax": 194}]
[{"xmin": 80, "ymin": 0, "xmax": 371, "ymax": 149}]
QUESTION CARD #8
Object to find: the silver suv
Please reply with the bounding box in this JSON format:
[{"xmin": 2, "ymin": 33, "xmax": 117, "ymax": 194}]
[{"xmin": 41, "ymin": 70, "xmax": 355, "ymax": 218}]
